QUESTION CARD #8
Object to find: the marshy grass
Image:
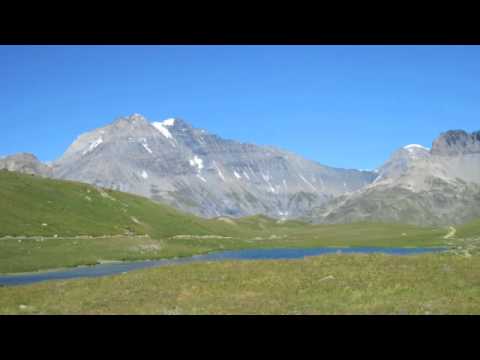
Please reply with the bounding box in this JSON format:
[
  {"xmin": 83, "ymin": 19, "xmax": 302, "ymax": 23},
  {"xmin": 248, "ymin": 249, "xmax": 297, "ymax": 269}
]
[{"xmin": 1, "ymin": 252, "xmax": 478, "ymax": 314}]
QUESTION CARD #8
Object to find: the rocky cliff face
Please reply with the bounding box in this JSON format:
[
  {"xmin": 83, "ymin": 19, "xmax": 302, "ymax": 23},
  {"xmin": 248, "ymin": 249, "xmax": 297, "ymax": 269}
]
[
  {"xmin": 431, "ymin": 130, "xmax": 480, "ymax": 156},
  {"xmin": 307, "ymin": 132, "xmax": 480, "ymax": 226},
  {"xmin": 51, "ymin": 114, "xmax": 376, "ymax": 218},
  {"xmin": 0, "ymin": 153, "xmax": 52, "ymax": 177},
  {"xmin": 373, "ymin": 144, "xmax": 431, "ymax": 185}
]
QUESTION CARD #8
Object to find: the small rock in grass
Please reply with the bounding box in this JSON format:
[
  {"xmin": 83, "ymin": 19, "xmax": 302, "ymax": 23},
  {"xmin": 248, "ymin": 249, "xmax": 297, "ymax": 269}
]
[{"xmin": 319, "ymin": 275, "xmax": 335, "ymax": 282}]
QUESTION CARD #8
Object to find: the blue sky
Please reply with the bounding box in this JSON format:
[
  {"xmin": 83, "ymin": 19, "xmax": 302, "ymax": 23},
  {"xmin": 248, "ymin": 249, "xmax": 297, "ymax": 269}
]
[{"xmin": 1, "ymin": 45, "xmax": 480, "ymax": 169}]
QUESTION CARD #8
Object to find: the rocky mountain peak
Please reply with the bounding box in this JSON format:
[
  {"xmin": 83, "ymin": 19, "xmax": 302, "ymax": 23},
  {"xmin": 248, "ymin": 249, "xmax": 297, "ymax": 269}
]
[
  {"xmin": 162, "ymin": 117, "xmax": 193, "ymax": 131},
  {"xmin": 112, "ymin": 113, "xmax": 151, "ymax": 128},
  {"xmin": 399, "ymin": 144, "xmax": 431, "ymax": 160},
  {"xmin": 403, "ymin": 144, "xmax": 430, "ymax": 152},
  {"xmin": 372, "ymin": 144, "xmax": 431, "ymax": 185},
  {"xmin": 49, "ymin": 113, "xmax": 377, "ymax": 219},
  {"xmin": 0, "ymin": 152, "xmax": 52, "ymax": 177},
  {"xmin": 431, "ymin": 129, "xmax": 480, "ymax": 156},
  {"xmin": 127, "ymin": 113, "xmax": 147, "ymax": 122},
  {"xmin": 6, "ymin": 152, "xmax": 40, "ymax": 162},
  {"xmin": 308, "ymin": 129, "xmax": 480, "ymax": 226}
]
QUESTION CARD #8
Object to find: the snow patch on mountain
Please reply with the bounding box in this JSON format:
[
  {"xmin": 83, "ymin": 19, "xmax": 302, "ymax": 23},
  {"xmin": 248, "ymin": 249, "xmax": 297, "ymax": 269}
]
[
  {"xmin": 83, "ymin": 137, "xmax": 103, "ymax": 155},
  {"xmin": 189, "ymin": 155, "xmax": 204, "ymax": 171},
  {"xmin": 197, "ymin": 174, "xmax": 207, "ymax": 182},
  {"xmin": 152, "ymin": 122, "xmax": 174, "ymax": 139},
  {"xmin": 404, "ymin": 144, "xmax": 430, "ymax": 152},
  {"xmin": 141, "ymin": 141, "xmax": 153, "ymax": 154},
  {"xmin": 299, "ymin": 174, "xmax": 316, "ymax": 191},
  {"xmin": 162, "ymin": 118, "xmax": 175, "ymax": 126},
  {"xmin": 213, "ymin": 162, "xmax": 225, "ymax": 181}
]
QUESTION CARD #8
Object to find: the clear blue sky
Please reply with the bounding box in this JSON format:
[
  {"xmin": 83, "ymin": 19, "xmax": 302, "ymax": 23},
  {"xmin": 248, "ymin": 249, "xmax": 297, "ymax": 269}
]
[{"xmin": 1, "ymin": 45, "xmax": 480, "ymax": 169}]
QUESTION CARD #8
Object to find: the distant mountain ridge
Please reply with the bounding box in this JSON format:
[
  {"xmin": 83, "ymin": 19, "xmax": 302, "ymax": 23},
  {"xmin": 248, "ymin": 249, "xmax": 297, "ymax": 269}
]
[
  {"xmin": 431, "ymin": 130, "xmax": 480, "ymax": 156},
  {"xmin": 3, "ymin": 113, "xmax": 480, "ymax": 226},
  {"xmin": 306, "ymin": 130, "xmax": 480, "ymax": 226},
  {"xmin": 0, "ymin": 153, "xmax": 52, "ymax": 177}
]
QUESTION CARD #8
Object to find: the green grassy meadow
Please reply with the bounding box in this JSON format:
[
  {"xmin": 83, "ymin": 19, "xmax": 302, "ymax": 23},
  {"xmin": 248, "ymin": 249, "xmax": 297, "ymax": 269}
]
[
  {"xmin": 0, "ymin": 170, "xmax": 452, "ymax": 273},
  {"xmin": 1, "ymin": 170, "xmax": 480, "ymax": 314},
  {"xmin": 1, "ymin": 253, "xmax": 479, "ymax": 314}
]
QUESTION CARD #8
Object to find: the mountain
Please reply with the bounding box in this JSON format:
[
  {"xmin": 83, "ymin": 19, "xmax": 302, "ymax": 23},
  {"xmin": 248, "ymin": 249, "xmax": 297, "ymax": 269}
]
[
  {"xmin": 4, "ymin": 113, "xmax": 480, "ymax": 226},
  {"xmin": 0, "ymin": 153, "xmax": 52, "ymax": 177},
  {"xmin": 431, "ymin": 130, "xmax": 480, "ymax": 156},
  {"xmin": 50, "ymin": 114, "xmax": 376, "ymax": 218},
  {"xmin": 307, "ymin": 131, "xmax": 480, "ymax": 226}
]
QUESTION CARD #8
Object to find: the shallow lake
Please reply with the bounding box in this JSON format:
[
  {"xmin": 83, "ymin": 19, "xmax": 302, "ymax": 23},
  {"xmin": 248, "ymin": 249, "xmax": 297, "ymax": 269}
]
[{"xmin": 0, "ymin": 247, "xmax": 447, "ymax": 286}]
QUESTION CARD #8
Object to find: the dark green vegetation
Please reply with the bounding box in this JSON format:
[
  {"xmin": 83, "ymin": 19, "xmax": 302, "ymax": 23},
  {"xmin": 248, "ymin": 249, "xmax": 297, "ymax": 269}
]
[
  {"xmin": 0, "ymin": 170, "xmax": 457, "ymax": 273},
  {"xmin": 1, "ymin": 253, "xmax": 479, "ymax": 314}
]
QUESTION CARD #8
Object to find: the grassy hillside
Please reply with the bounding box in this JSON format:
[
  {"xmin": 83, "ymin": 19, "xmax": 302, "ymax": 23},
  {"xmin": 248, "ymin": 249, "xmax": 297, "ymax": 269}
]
[
  {"xmin": 456, "ymin": 218, "xmax": 480, "ymax": 239},
  {"xmin": 0, "ymin": 170, "xmax": 242, "ymax": 238},
  {"xmin": 1, "ymin": 253, "xmax": 479, "ymax": 314},
  {"xmin": 0, "ymin": 170, "xmax": 452, "ymax": 273}
]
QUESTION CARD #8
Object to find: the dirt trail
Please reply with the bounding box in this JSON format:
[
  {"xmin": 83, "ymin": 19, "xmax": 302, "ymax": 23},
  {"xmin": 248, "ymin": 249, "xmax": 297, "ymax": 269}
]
[
  {"xmin": 444, "ymin": 226, "xmax": 456, "ymax": 239},
  {"xmin": 0, "ymin": 234, "xmax": 150, "ymax": 241}
]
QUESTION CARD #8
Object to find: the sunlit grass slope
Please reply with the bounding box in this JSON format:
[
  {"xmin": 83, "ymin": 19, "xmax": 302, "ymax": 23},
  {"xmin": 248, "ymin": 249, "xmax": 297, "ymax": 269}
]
[{"xmin": 0, "ymin": 170, "xmax": 450, "ymax": 273}]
